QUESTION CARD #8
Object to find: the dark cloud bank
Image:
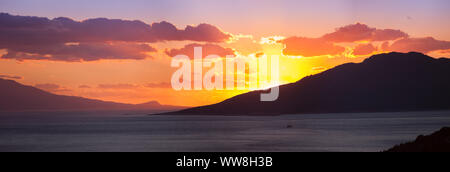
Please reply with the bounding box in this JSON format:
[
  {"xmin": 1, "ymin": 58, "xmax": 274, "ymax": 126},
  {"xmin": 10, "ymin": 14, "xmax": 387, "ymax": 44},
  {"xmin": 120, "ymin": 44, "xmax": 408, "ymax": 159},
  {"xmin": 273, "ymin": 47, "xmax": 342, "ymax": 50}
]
[
  {"xmin": 0, "ymin": 13, "xmax": 231, "ymax": 62},
  {"xmin": 165, "ymin": 43, "xmax": 236, "ymax": 59}
]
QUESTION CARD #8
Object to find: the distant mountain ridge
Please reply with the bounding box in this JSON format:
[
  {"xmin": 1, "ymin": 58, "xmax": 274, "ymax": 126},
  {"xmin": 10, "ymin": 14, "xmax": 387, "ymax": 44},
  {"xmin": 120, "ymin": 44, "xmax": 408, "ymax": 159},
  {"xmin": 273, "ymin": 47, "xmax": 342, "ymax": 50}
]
[
  {"xmin": 167, "ymin": 52, "xmax": 450, "ymax": 115},
  {"xmin": 0, "ymin": 79, "xmax": 185, "ymax": 111}
]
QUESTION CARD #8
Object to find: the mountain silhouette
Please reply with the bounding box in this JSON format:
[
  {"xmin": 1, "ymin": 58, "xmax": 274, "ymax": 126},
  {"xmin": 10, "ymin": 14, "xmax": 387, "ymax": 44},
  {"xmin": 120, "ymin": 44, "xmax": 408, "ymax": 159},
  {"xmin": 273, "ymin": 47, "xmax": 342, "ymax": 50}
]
[
  {"xmin": 167, "ymin": 52, "xmax": 450, "ymax": 115},
  {"xmin": 0, "ymin": 79, "xmax": 184, "ymax": 111}
]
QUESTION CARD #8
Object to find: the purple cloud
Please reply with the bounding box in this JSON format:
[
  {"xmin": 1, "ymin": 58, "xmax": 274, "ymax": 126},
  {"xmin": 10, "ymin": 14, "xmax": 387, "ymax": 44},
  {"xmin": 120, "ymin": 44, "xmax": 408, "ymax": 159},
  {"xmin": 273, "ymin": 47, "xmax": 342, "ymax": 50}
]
[
  {"xmin": 322, "ymin": 23, "xmax": 408, "ymax": 43},
  {"xmin": 35, "ymin": 83, "xmax": 71, "ymax": 92},
  {"xmin": 2, "ymin": 42, "xmax": 157, "ymax": 62},
  {"xmin": 353, "ymin": 44, "xmax": 377, "ymax": 56},
  {"xmin": 145, "ymin": 82, "xmax": 172, "ymax": 88},
  {"xmin": 383, "ymin": 37, "xmax": 450, "ymax": 54},
  {"xmin": 0, "ymin": 13, "xmax": 231, "ymax": 61},
  {"xmin": 280, "ymin": 23, "xmax": 410, "ymax": 57},
  {"xmin": 0, "ymin": 74, "xmax": 23, "ymax": 80},
  {"xmin": 78, "ymin": 85, "xmax": 91, "ymax": 89},
  {"xmin": 165, "ymin": 43, "xmax": 236, "ymax": 59},
  {"xmin": 97, "ymin": 84, "xmax": 138, "ymax": 90}
]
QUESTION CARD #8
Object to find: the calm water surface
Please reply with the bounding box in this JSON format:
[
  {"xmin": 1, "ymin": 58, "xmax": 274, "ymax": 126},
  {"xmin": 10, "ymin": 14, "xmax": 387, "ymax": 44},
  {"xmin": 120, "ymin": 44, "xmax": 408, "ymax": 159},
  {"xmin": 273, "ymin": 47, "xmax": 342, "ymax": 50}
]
[{"xmin": 1, "ymin": 110, "xmax": 449, "ymax": 152}]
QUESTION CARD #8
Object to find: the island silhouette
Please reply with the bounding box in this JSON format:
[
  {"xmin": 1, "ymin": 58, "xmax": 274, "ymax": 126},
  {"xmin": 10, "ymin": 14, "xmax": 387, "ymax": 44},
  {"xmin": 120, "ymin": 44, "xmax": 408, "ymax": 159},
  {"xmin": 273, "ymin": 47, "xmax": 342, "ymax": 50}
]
[
  {"xmin": 163, "ymin": 52, "xmax": 450, "ymax": 115},
  {"xmin": 0, "ymin": 79, "xmax": 184, "ymax": 111},
  {"xmin": 2, "ymin": 52, "xmax": 450, "ymax": 115}
]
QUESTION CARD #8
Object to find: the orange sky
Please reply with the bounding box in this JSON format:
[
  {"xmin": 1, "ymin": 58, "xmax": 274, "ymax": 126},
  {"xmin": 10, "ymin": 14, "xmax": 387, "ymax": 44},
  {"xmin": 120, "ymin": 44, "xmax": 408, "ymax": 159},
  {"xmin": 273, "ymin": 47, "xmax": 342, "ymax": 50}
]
[
  {"xmin": 1, "ymin": 30, "xmax": 448, "ymax": 107},
  {"xmin": 1, "ymin": 1, "xmax": 450, "ymax": 107}
]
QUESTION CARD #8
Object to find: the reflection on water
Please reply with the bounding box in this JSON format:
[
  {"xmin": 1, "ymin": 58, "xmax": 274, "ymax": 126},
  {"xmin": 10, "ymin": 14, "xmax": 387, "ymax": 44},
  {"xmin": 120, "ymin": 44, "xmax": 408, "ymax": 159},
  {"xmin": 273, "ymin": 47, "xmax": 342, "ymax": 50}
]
[{"xmin": 1, "ymin": 111, "xmax": 450, "ymax": 152}]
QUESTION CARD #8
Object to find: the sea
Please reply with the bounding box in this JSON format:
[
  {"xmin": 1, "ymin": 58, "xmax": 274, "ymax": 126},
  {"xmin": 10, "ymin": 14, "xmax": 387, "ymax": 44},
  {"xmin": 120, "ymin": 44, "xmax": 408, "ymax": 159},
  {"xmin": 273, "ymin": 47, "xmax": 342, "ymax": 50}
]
[{"xmin": 1, "ymin": 110, "xmax": 449, "ymax": 152}]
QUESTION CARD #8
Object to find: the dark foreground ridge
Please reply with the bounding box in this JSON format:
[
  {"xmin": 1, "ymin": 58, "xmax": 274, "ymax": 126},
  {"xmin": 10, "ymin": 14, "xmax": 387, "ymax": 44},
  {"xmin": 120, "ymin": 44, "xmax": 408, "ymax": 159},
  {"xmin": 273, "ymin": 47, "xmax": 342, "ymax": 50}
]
[
  {"xmin": 162, "ymin": 52, "xmax": 450, "ymax": 115},
  {"xmin": 386, "ymin": 127, "xmax": 450, "ymax": 152}
]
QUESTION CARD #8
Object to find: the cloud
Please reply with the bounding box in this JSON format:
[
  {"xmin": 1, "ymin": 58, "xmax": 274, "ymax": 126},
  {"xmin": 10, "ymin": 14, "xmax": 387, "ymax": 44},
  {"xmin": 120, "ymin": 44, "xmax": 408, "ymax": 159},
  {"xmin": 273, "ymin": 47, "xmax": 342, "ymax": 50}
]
[
  {"xmin": 280, "ymin": 37, "xmax": 345, "ymax": 57},
  {"xmin": 178, "ymin": 23, "xmax": 231, "ymax": 43},
  {"xmin": 97, "ymin": 84, "xmax": 138, "ymax": 90},
  {"xmin": 78, "ymin": 85, "xmax": 91, "ymax": 89},
  {"xmin": 35, "ymin": 83, "xmax": 71, "ymax": 92},
  {"xmin": 0, "ymin": 74, "xmax": 23, "ymax": 80},
  {"xmin": 35, "ymin": 83, "xmax": 60, "ymax": 90},
  {"xmin": 2, "ymin": 42, "xmax": 157, "ymax": 62},
  {"xmin": 353, "ymin": 44, "xmax": 377, "ymax": 56},
  {"xmin": 322, "ymin": 23, "xmax": 408, "ymax": 43},
  {"xmin": 227, "ymin": 36, "xmax": 263, "ymax": 56},
  {"xmin": 165, "ymin": 43, "xmax": 236, "ymax": 59},
  {"xmin": 383, "ymin": 37, "xmax": 450, "ymax": 54},
  {"xmin": 145, "ymin": 82, "xmax": 172, "ymax": 88},
  {"xmin": 279, "ymin": 23, "xmax": 411, "ymax": 57},
  {"xmin": 438, "ymin": 49, "xmax": 450, "ymax": 54},
  {"xmin": 0, "ymin": 13, "xmax": 230, "ymax": 43},
  {"xmin": 0, "ymin": 13, "xmax": 231, "ymax": 61},
  {"xmin": 381, "ymin": 42, "xmax": 390, "ymax": 51}
]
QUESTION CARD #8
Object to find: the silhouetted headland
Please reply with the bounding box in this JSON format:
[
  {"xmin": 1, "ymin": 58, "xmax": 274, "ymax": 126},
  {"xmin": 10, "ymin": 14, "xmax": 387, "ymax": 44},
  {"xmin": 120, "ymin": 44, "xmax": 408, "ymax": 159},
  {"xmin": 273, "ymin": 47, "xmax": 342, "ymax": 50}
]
[
  {"xmin": 162, "ymin": 52, "xmax": 450, "ymax": 116},
  {"xmin": 0, "ymin": 79, "xmax": 185, "ymax": 111},
  {"xmin": 386, "ymin": 127, "xmax": 450, "ymax": 152}
]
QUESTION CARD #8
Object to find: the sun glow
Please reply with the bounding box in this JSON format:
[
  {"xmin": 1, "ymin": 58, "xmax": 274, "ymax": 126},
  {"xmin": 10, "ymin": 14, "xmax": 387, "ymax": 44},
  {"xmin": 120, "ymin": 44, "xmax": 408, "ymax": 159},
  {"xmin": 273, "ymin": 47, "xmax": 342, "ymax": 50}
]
[{"xmin": 2, "ymin": 8, "xmax": 449, "ymax": 107}]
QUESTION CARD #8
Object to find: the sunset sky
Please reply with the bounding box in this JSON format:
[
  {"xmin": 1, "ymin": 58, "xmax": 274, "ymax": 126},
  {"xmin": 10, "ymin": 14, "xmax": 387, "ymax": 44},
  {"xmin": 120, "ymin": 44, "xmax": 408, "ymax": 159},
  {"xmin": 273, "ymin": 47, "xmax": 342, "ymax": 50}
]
[{"xmin": 1, "ymin": 0, "xmax": 450, "ymax": 107}]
